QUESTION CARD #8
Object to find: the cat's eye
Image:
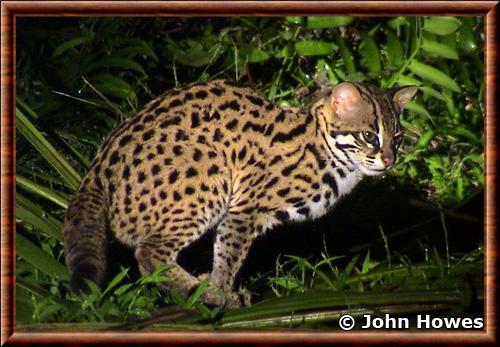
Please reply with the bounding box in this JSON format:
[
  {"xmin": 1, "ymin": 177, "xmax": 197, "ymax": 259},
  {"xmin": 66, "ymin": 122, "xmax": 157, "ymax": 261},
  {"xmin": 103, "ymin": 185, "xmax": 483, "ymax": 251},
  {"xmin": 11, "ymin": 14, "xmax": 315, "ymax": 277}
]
[{"xmin": 361, "ymin": 131, "xmax": 378, "ymax": 146}]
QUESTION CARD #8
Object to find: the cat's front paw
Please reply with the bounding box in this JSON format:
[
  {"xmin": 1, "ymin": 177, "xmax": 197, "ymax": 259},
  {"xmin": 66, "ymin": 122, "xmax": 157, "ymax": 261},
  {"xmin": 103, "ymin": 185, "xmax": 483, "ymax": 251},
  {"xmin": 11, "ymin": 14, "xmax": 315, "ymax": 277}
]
[
  {"xmin": 196, "ymin": 272, "xmax": 211, "ymax": 282},
  {"xmin": 198, "ymin": 285, "xmax": 226, "ymax": 307},
  {"xmin": 198, "ymin": 285, "xmax": 252, "ymax": 308},
  {"xmin": 226, "ymin": 287, "xmax": 252, "ymax": 308}
]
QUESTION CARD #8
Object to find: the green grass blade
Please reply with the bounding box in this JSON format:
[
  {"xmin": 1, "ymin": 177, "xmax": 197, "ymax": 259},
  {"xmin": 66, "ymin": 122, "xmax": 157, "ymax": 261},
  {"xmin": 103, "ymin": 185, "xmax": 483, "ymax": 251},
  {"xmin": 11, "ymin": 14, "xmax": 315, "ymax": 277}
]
[
  {"xmin": 419, "ymin": 85, "xmax": 446, "ymax": 101},
  {"xmin": 16, "ymin": 193, "xmax": 64, "ymax": 242},
  {"xmin": 17, "ymin": 277, "xmax": 57, "ymax": 299},
  {"xmin": 405, "ymin": 101, "xmax": 433, "ymax": 121},
  {"xmin": 294, "ymin": 40, "xmax": 337, "ymax": 56},
  {"xmin": 83, "ymin": 57, "xmax": 146, "ymax": 76},
  {"xmin": 16, "ymin": 107, "xmax": 82, "ymax": 191},
  {"xmin": 360, "ymin": 34, "xmax": 381, "ymax": 73},
  {"xmin": 221, "ymin": 303, "xmax": 454, "ymax": 328},
  {"xmin": 17, "ymin": 174, "xmax": 70, "ymax": 209},
  {"xmin": 385, "ymin": 30, "xmax": 404, "ymax": 67},
  {"xmin": 415, "ymin": 130, "xmax": 435, "ymax": 149},
  {"xmin": 17, "ymin": 166, "xmax": 70, "ymax": 188},
  {"xmin": 408, "ymin": 60, "xmax": 460, "ymax": 92},
  {"xmin": 51, "ymin": 36, "xmax": 93, "ymax": 58},
  {"xmin": 101, "ymin": 268, "xmax": 129, "ymax": 297},
  {"xmin": 422, "ymin": 38, "xmax": 459, "ymax": 60},
  {"xmin": 306, "ymin": 16, "xmax": 353, "ymax": 29},
  {"xmin": 216, "ymin": 290, "xmax": 464, "ymax": 325},
  {"xmin": 16, "ymin": 233, "xmax": 68, "ymax": 280},
  {"xmin": 337, "ymin": 37, "xmax": 356, "ymax": 75},
  {"xmin": 16, "ymin": 285, "xmax": 35, "ymax": 322},
  {"xmin": 423, "ymin": 16, "xmax": 461, "ymax": 36},
  {"xmin": 457, "ymin": 17, "xmax": 477, "ymax": 53},
  {"xmin": 186, "ymin": 279, "xmax": 210, "ymax": 308},
  {"xmin": 58, "ymin": 137, "xmax": 91, "ymax": 170},
  {"xmin": 16, "ymin": 97, "xmax": 40, "ymax": 120}
]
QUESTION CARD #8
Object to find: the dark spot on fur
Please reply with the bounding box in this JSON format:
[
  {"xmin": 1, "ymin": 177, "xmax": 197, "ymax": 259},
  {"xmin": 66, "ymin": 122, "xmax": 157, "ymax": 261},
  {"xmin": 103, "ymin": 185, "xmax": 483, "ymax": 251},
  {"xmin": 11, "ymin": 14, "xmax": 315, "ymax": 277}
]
[
  {"xmin": 195, "ymin": 90, "xmax": 208, "ymax": 99},
  {"xmin": 109, "ymin": 151, "xmax": 120, "ymax": 166},
  {"xmin": 154, "ymin": 178, "xmax": 163, "ymax": 188},
  {"xmin": 104, "ymin": 168, "xmax": 113, "ymax": 178},
  {"xmin": 220, "ymin": 100, "xmax": 240, "ymax": 112},
  {"xmin": 137, "ymin": 171, "xmax": 146, "ymax": 183},
  {"xmin": 245, "ymin": 95, "xmax": 264, "ymax": 106},
  {"xmin": 122, "ymin": 166, "xmax": 130, "ymax": 179},
  {"xmin": 190, "ymin": 112, "xmax": 200, "ymax": 128},
  {"xmin": 275, "ymin": 111, "xmax": 285, "ymax": 123},
  {"xmin": 173, "ymin": 191, "xmax": 182, "ymax": 201},
  {"xmin": 118, "ymin": 134, "xmax": 132, "ymax": 146},
  {"xmin": 275, "ymin": 210, "xmax": 289, "ymax": 221},
  {"xmin": 175, "ymin": 129, "xmax": 187, "ymax": 141},
  {"xmin": 225, "ymin": 118, "xmax": 239, "ymax": 130},
  {"xmin": 197, "ymin": 135, "xmax": 206, "ymax": 144},
  {"xmin": 208, "ymin": 165, "xmax": 219, "ymax": 175},
  {"xmin": 264, "ymin": 177, "xmax": 279, "ymax": 189},
  {"xmin": 160, "ymin": 116, "xmax": 181, "ymax": 129},
  {"xmin": 238, "ymin": 147, "xmax": 247, "ymax": 161},
  {"xmin": 169, "ymin": 170, "xmax": 179, "ymax": 183},
  {"xmin": 193, "ymin": 149, "xmax": 203, "ymax": 161},
  {"xmin": 168, "ymin": 99, "xmax": 182, "ymax": 108},
  {"xmin": 213, "ymin": 128, "xmax": 223, "ymax": 142},
  {"xmin": 250, "ymin": 110, "xmax": 260, "ymax": 118},
  {"xmin": 173, "ymin": 145, "xmax": 183, "ymax": 156},
  {"xmin": 277, "ymin": 187, "xmax": 290, "ymax": 197},
  {"xmin": 186, "ymin": 167, "xmax": 198, "ymax": 178},
  {"xmin": 143, "ymin": 114, "xmax": 154, "ymax": 123},
  {"xmin": 210, "ymin": 87, "xmax": 224, "ymax": 96},
  {"xmin": 142, "ymin": 129, "xmax": 155, "ymax": 141},
  {"xmin": 133, "ymin": 144, "xmax": 143, "ymax": 156},
  {"xmin": 297, "ymin": 207, "xmax": 310, "ymax": 216},
  {"xmin": 151, "ymin": 165, "xmax": 160, "ymax": 176},
  {"xmin": 132, "ymin": 124, "xmax": 144, "ymax": 132}
]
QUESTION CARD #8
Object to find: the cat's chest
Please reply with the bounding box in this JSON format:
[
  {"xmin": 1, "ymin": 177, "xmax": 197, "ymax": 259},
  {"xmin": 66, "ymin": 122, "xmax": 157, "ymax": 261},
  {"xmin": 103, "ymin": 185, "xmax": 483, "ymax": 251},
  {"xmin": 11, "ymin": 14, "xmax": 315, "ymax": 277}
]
[{"xmin": 284, "ymin": 168, "xmax": 362, "ymax": 222}]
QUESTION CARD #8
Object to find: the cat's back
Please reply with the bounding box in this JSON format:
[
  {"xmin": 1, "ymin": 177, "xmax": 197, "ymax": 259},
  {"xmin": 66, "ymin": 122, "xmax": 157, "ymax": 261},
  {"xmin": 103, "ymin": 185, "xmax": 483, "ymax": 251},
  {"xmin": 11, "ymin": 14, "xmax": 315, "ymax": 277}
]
[
  {"xmin": 88, "ymin": 79, "xmax": 265, "ymax": 180},
  {"xmin": 80, "ymin": 79, "xmax": 281, "ymax": 244},
  {"xmin": 95, "ymin": 79, "xmax": 276, "ymax": 162}
]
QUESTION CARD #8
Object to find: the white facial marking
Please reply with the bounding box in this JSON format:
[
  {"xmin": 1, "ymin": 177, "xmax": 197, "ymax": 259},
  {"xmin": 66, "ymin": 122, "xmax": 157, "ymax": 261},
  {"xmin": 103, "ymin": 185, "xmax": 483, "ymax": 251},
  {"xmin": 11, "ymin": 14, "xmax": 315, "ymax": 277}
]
[
  {"xmin": 377, "ymin": 115, "xmax": 385, "ymax": 149},
  {"xmin": 335, "ymin": 134, "xmax": 352, "ymax": 145}
]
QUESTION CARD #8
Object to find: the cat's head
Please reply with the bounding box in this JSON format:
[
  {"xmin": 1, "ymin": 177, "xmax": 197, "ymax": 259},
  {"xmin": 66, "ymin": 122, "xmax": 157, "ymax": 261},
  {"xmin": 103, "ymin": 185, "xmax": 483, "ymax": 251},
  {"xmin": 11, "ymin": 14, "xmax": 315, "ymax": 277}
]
[{"xmin": 317, "ymin": 82, "xmax": 417, "ymax": 176}]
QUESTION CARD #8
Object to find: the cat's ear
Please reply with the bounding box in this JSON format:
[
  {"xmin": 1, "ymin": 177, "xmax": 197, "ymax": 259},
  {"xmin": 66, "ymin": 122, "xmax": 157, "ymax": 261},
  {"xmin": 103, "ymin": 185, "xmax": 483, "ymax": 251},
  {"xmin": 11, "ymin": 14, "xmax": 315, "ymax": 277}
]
[
  {"xmin": 392, "ymin": 86, "xmax": 418, "ymax": 110},
  {"xmin": 329, "ymin": 82, "xmax": 369, "ymax": 120}
]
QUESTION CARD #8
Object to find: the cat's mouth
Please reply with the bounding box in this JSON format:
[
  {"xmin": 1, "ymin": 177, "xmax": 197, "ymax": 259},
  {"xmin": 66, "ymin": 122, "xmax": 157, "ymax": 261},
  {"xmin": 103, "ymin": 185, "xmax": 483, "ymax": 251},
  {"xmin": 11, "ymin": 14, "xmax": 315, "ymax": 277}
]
[{"xmin": 359, "ymin": 165, "xmax": 387, "ymax": 176}]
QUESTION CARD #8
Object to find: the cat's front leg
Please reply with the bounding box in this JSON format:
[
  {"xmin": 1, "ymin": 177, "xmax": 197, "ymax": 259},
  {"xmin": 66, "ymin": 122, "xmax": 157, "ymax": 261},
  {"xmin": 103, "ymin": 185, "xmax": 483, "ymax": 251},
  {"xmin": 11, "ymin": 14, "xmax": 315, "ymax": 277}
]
[{"xmin": 210, "ymin": 211, "xmax": 256, "ymax": 307}]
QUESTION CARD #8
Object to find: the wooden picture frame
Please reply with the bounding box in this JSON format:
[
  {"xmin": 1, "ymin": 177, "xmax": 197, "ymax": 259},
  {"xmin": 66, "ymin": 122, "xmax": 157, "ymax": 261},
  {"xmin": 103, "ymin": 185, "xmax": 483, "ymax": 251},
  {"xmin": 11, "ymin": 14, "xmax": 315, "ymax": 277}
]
[{"xmin": 1, "ymin": 1, "xmax": 497, "ymax": 344}]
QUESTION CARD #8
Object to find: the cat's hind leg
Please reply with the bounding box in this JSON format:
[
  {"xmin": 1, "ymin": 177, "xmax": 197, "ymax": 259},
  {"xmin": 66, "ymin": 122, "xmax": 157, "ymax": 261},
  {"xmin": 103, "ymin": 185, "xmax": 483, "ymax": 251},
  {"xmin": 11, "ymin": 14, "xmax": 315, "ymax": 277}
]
[{"xmin": 134, "ymin": 232, "xmax": 227, "ymax": 307}]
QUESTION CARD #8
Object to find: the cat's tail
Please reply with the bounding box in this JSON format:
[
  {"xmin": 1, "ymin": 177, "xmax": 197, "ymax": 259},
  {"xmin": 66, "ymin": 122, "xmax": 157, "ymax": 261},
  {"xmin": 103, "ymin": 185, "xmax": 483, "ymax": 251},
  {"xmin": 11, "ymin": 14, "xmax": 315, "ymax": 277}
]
[{"xmin": 63, "ymin": 178, "xmax": 108, "ymax": 293}]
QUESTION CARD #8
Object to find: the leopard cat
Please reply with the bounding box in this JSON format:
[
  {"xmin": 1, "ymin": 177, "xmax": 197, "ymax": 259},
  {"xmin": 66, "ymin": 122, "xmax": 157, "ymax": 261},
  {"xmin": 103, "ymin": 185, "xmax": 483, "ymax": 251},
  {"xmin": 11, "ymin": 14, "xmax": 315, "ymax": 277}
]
[{"xmin": 63, "ymin": 79, "xmax": 416, "ymax": 307}]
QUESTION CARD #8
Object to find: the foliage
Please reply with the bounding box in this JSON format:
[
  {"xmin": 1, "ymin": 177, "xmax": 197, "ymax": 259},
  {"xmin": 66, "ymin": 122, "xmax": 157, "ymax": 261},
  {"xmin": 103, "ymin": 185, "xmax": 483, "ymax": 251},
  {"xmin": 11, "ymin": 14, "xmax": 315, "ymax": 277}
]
[
  {"xmin": 20, "ymin": 264, "xmax": 220, "ymax": 323},
  {"xmin": 15, "ymin": 16, "xmax": 484, "ymax": 327}
]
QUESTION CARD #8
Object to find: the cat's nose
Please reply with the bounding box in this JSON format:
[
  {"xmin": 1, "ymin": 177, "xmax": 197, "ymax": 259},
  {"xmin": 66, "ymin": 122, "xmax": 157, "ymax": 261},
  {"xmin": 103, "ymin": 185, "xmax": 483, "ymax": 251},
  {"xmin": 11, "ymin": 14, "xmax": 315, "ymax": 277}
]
[{"xmin": 382, "ymin": 155, "xmax": 395, "ymax": 167}]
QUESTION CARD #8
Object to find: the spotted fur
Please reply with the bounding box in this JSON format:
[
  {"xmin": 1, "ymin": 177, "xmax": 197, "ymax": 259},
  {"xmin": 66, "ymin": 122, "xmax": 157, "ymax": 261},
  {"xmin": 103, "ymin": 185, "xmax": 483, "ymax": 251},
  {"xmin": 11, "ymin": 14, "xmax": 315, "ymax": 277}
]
[{"xmin": 63, "ymin": 80, "xmax": 416, "ymax": 307}]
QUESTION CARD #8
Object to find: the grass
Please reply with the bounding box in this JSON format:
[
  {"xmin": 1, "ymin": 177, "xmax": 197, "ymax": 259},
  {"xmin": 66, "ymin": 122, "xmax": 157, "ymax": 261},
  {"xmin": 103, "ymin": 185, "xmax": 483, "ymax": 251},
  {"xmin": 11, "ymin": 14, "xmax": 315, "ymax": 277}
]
[
  {"xmin": 18, "ymin": 245, "xmax": 483, "ymax": 328},
  {"xmin": 15, "ymin": 16, "xmax": 484, "ymax": 329}
]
